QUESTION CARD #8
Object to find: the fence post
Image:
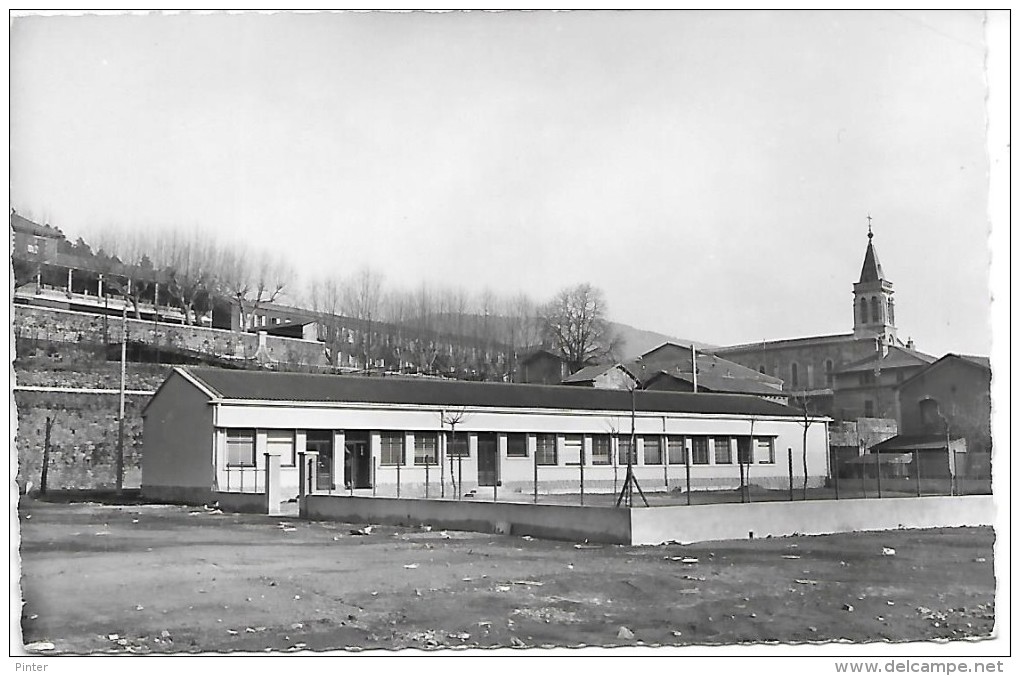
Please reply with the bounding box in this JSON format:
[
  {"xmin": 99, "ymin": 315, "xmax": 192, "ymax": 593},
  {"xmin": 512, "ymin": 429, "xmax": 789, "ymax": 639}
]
[
  {"xmin": 372, "ymin": 456, "xmax": 377, "ymax": 497},
  {"xmin": 833, "ymin": 451, "xmax": 840, "ymax": 500},
  {"xmin": 425, "ymin": 460, "xmax": 430, "ymax": 499},
  {"xmin": 580, "ymin": 454, "xmax": 585, "ymax": 507},
  {"xmin": 457, "ymin": 456, "xmax": 463, "ymax": 500},
  {"xmin": 914, "ymin": 450, "xmax": 921, "ymax": 497},
  {"xmin": 396, "ymin": 462, "xmax": 401, "ymax": 498},
  {"xmin": 265, "ymin": 452, "xmax": 281, "ymax": 516},
  {"xmin": 40, "ymin": 416, "xmax": 52, "ymax": 496},
  {"xmin": 533, "ymin": 449, "xmax": 538, "ymax": 504},
  {"xmin": 787, "ymin": 447, "xmax": 794, "ymax": 501},
  {"xmin": 685, "ymin": 444, "xmax": 691, "ymax": 506},
  {"xmin": 875, "ymin": 453, "xmax": 883, "ymax": 499}
]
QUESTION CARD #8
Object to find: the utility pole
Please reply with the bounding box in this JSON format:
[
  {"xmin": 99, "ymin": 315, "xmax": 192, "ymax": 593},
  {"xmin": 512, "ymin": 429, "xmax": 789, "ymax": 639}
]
[
  {"xmin": 116, "ymin": 305, "xmax": 127, "ymax": 494},
  {"xmin": 691, "ymin": 344, "xmax": 698, "ymax": 393}
]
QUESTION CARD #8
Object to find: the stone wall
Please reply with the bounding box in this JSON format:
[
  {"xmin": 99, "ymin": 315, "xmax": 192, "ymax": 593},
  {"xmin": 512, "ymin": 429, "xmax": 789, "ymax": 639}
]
[
  {"xmin": 13, "ymin": 305, "xmax": 329, "ymax": 368},
  {"xmin": 14, "ymin": 390, "xmax": 148, "ymax": 491}
]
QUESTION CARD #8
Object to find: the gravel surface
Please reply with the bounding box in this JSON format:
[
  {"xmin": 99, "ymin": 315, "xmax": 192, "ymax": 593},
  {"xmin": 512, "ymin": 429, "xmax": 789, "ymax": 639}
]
[{"xmin": 15, "ymin": 498, "xmax": 995, "ymax": 654}]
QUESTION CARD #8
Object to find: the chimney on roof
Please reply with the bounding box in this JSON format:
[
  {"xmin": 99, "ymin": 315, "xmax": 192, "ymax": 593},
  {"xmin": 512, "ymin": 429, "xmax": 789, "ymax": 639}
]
[{"xmin": 907, "ymin": 337, "xmax": 915, "ymax": 350}]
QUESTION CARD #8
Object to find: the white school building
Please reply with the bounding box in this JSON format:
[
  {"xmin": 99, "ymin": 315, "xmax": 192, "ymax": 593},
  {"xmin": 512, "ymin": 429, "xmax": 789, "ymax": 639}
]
[{"xmin": 141, "ymin": 366, "xmax": 831, "ymax": 505}]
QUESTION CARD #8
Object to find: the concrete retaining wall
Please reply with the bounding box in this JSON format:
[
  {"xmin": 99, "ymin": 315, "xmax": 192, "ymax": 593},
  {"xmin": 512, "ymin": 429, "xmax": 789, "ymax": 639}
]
[
  {"xmin": 629, "ymin": 495, "xmax": 997, "ymax": 545},
  {"xmin": 303, "ymin": 494, "xmax": 632, "ymax": 544},
  {"xmin": 215, "ymin": 491, "xmax": 268, "ymax": 514}
]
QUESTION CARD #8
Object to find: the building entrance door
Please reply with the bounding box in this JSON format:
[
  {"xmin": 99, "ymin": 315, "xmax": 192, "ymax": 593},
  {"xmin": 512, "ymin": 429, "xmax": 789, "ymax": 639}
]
[
  {"xmin": 344, "ymin": 434, "xmax": 372, "ymax": 489},
  {"xmin": 477, "ymin": 433, "xmax": 498, "ymax": 487},
  {"xmin": 306, "ymin": 431, "xmax": 333, "ymax": 491}
]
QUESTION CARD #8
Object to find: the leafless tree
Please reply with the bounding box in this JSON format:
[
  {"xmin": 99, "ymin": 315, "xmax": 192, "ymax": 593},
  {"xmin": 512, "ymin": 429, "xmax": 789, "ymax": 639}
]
[
  {"xmin": 791, "ymin": 393, "xmax": 815, "ymax": 499},
  {"xmin": 221, "ymin": 246, "xmax": 292, "ymax": 331},
  {"xmin": 441, "ymin": 407, "xmax": 470, "ymax": 499},
  {"xmin": 309, "ymin": 276, "xmax": 346, "ymax": 367},
  {"xmin": 343, "ymin": 267, "xmax": 385, "ymax": 370},
  {"xmin": 540, "ymin": 283, "xmax": 624, "ymax": 373},
  {"xmin": 87, "ymin": 227, "xmax": 159, "ymax": 319},
  {"xmin": 150, "ymin": 228, "xmax": 220, "ymax": 325}
]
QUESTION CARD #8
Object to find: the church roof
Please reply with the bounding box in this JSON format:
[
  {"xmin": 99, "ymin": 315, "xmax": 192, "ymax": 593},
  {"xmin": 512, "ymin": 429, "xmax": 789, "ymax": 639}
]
[
  {"xmin": 836, "ymin": 345, "xmax": 936, "ymax": 374},
  {"xmin": 858, "ymin": 234, "xmax": 885, "ymax": 283}
]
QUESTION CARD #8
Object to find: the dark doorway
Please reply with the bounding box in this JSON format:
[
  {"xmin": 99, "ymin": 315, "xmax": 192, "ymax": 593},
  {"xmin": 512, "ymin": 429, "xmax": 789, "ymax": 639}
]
[
  {"xmin": 344, "ymin": 431, "xmax": 372, "ymax": 489},
  {"xmin": 477, "ymin": 433, "xmax": 498, "ymax": 487},
  {"xmin": 306, "ymin": 430, "xmax": 334, "ymax": 491}
]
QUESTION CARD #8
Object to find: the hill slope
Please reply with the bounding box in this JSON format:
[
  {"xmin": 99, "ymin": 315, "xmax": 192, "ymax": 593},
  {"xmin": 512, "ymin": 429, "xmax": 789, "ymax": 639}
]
[{"xmin": 609, "ymin": 322, "xmax": 715, "ymax": 360}]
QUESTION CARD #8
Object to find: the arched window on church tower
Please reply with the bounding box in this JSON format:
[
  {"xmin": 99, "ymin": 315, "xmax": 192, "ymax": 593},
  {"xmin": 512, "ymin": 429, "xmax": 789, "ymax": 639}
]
[
  {"xmin": 870, "ymin": 297, "xmax": 880, "ymax": 324},
  {"xmin": 888, "ymin": 299, "xmax": 895, "ymax": 326},
  {"xmin": 859, "ymin": 297, "xmax": 868, "ymax": 324}
]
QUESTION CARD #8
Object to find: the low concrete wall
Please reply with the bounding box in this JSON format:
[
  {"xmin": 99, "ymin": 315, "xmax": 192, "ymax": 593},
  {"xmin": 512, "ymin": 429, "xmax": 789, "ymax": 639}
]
[
  {"xmin": 215, "ymin": 491, "xmax": 268, "ymax": 514},
  {"xmin": 303, "ymin": 494, "xmax": 632, "ymax": 544},
  {"xmin": 629, "ymin": 495, "xmax": 997, "ymax": 545},
  {"xmin": 140, "ymin": 484, "xmax": 214, "ymax": 505}
]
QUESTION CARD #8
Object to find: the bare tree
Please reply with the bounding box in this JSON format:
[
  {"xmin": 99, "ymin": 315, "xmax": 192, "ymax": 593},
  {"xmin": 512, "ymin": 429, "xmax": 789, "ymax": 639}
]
[
  {"xmin": 152, "ymin": 229, "xmax": 220, "ymax": 325},
  {"xmin": 88, "ymin": 227, "xmax": 159, "ymax": 319},
  {"xmin": 221, "ymin": 246, "xmax": 292, "ymax": 331},
  {"xmin": 791, "ymin": 393, "xmax": 815, "ymax": 499},
  {"xmin": 441, "ymin": 407, "xmax": 470, "ymax": 499},
  {"xmin": 343, "ymin": 267, "xmax": 385, "ymax": 370},
  {"xmin": 309, "ymin": 276, "xmax": 346, "ymax": 367},
  {"xmin": 540, "ymin": 283, "xmax": 624, "ymax": 373}
]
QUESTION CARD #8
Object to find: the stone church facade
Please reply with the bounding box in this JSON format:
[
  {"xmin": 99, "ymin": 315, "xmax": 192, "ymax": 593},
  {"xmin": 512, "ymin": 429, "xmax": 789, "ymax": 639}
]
[{"xmin": 711, "ymin": 226, "xmax": 934, "ymax": 422}]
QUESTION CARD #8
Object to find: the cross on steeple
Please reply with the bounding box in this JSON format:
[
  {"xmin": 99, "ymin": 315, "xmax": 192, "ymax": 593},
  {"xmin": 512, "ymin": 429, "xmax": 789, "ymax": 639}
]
[{"xmin": 866, "ymin": 214, "xmax": 873, "ymax": 239}]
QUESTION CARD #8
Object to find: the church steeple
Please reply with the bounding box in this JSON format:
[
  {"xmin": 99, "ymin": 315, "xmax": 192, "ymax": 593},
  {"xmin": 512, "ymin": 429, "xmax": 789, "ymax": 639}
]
[{"xmin": 853, "ymin": 216, "xmax": 898, "ymax": 343}]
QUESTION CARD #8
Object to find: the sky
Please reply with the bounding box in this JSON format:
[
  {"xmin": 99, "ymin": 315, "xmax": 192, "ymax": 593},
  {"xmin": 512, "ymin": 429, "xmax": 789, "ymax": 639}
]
[{"xmin": 9, "ymin": 10, "xmax": 999, "ymax": 357}]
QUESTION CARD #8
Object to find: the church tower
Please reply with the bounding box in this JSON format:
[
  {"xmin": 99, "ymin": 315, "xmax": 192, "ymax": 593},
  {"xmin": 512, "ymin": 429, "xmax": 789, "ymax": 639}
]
[{"xmin": 853, "ymin": 218, "xmax": 898, "ymax": 344}]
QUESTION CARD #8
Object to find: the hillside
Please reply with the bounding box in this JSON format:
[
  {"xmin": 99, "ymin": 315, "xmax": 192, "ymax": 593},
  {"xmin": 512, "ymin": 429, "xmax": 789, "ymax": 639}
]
[{"xmin": 609, "ymin": 321, "xmax": 715, "ymax": 360}]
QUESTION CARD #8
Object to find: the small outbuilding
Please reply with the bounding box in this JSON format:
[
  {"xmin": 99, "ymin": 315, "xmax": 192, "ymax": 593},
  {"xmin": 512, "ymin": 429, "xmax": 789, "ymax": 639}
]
[{"xmin": 142, "ymin": 366, "xmax": 831, "ymax": 505}]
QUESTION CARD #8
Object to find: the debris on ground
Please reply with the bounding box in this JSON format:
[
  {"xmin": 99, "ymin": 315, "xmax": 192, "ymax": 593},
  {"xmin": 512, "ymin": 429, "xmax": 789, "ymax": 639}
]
[
  {"xmin": 350, "ymin": 526, "xmax": 374, "ymax": 536},
  {"xmin": 882, "ymin": 547, "xmax": 896, "ymax": 557},
  {"xmin": 844, "ymin": 604, "xmax": 855, "ymax": 612},
  {"xmin": 510, "ymin": 636, "xmax": 528, "ymax": 648},
  {"xmin": 574, "ymin": 543, "xmax": 601, "ymax": 549},
  {"xmin": 403, "ymin": 564, "xmax": 419, "ymax": 569},
  {"xmin": 510, "ymin": 580, "xmax": 543, "ymax": 587},
  {"xmin": 617, "ymin": 626, "xmax": 635, "ymax": 640},
  {"xmin": 24, "ymin": 641, "xmax": 55, "ymax": 652},
  {"xmin": 795, "ymin": 579, "xmax": 818, "ymax": 585},
  {"xmin": 974, "ymin": 557, "xmax": 986, "ymax": 563},
  {"xmin": 521, "ymin": 536, "xmax": 533, "ymax": 541},
  {"xmin": 782, "ymin": 555, "xmax": 801, "ymax": 559}
]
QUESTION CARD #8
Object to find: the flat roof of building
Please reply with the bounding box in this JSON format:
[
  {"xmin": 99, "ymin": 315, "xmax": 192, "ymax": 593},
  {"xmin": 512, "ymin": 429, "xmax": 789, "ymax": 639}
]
[{"xmin": 178, "ymin": 366, "xmax": 811, "ymax": 418}]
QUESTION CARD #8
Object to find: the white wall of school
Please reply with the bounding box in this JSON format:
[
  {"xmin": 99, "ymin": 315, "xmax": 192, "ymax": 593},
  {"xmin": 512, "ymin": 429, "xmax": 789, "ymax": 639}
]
[{"xmin": 211, "ymin": 401, "xmax": 830, "ymax": 495}]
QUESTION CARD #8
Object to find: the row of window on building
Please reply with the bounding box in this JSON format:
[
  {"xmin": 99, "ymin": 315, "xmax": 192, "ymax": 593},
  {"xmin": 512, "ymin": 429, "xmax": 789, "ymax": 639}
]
[
  {"xmin": 224, "ymin": 430, "xmax": 777, "ymax": 468},
  {"xmin": 757, "ymin": 359, "xmax": 837, "ymax": 389}
]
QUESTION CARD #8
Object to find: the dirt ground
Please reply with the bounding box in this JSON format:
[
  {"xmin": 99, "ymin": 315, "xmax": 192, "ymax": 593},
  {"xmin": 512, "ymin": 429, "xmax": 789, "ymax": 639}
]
[{"xmin": 15, "ymin": 497, "xmax": 995, "ymax": 654}]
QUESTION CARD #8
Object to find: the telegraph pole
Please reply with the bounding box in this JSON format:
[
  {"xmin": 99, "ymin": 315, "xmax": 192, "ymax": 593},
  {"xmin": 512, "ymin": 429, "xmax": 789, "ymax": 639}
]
[{"xmin": 116, "ymin": 305, "xmax": 127, "ymax": 494}]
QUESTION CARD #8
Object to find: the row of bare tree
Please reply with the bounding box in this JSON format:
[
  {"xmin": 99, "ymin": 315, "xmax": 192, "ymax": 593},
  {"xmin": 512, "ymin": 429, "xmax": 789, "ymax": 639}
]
[
  {"xmin": 53, "ymin": 226, "xmax": 624, "ymax": 377},
  {"xmin": 83, "ymin": 227, "xmax": 292, "ymax": 327}
]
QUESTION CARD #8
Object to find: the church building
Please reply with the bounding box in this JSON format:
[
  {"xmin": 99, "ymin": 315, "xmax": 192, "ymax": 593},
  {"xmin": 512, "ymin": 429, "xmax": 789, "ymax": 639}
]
[{"xmin": 711, "ymin": 221, "xmax": 935, "ymax": 422}]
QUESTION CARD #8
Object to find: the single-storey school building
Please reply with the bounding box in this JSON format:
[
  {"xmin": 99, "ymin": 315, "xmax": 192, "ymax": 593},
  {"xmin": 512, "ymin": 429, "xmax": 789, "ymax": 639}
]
[{"xmin": 141, "ymin": 366, "xmax": 831, "ymax": 505}]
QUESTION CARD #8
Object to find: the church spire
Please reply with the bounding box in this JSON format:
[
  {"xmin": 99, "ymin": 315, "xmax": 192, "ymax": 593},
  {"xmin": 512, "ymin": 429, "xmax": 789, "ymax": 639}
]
[
  {"xmin": 853, "ymin": 215, "xmax": 898, "ymax": 343},
  {"xmin": 858, "ymin": 216, "xmax": 885, "ymax": 283}
]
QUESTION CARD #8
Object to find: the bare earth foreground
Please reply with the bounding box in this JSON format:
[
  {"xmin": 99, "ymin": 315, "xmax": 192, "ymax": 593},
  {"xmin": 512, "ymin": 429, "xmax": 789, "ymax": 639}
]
[{"xmin": 16, "ymin": 499, "xmax": 995, "ymax": 654}]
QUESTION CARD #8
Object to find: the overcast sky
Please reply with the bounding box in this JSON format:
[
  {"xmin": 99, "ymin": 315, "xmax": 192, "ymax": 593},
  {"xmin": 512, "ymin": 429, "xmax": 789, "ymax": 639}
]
[{"xmin": 10, "ymin": 11, "xmax": 997, "ymax": 357}]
